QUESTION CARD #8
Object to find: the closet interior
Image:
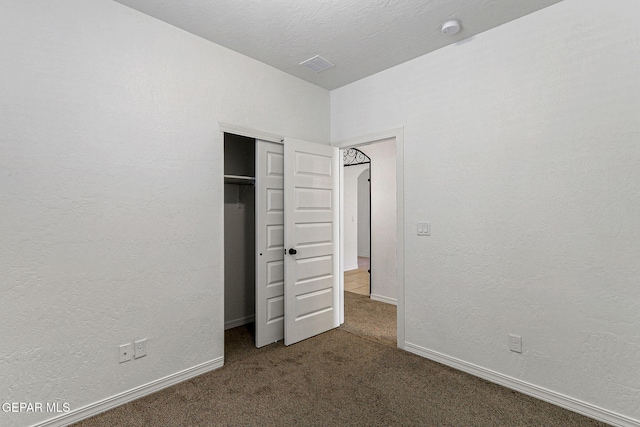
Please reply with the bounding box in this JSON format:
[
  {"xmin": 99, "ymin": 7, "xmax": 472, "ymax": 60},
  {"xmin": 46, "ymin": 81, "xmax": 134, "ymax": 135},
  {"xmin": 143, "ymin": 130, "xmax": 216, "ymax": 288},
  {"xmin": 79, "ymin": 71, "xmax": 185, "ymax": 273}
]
[{"xmin": 224, "ymin": 133, "xmax": 256, "ymax": 330}]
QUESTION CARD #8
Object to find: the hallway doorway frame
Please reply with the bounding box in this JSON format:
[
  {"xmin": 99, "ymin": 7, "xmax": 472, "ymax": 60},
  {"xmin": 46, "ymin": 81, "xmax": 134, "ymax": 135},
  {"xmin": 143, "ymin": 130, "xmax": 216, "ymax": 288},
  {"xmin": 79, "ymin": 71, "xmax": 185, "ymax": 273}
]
[{"xmin": 334, "ymin": 127, "xmax": 405, "ymax": 349}]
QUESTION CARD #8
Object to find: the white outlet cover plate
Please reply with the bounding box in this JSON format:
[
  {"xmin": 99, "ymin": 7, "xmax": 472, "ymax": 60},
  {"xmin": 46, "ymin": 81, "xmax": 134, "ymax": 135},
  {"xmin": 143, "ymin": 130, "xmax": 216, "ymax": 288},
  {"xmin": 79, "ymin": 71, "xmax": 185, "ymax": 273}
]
[
  {"xmin": 119, "ymin": 343, "xmax": 133, "ymax": 363},
  {"xmin": 134, "ymin": 339, "xmax": 147, "ymax": 359},
  {"xmin": 509, "ymin": 334, "xmax": 522, "ymax": 353}
]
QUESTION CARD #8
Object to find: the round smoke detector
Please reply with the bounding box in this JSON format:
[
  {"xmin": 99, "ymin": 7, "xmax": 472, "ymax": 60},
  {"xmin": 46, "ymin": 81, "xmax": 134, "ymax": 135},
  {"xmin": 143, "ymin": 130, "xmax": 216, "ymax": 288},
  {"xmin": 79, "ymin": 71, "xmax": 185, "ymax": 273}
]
[{"xmin": 441, "ymin": 19, "xmax": 462, "ymax": 36}]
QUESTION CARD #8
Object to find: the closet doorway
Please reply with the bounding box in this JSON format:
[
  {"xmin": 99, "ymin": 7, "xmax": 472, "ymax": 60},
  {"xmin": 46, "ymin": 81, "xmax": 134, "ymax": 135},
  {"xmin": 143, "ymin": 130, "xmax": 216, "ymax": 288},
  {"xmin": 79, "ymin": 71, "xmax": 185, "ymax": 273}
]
[{"xmin": 222, "ymin": 131, "xmax": 342, "ymax": 349}]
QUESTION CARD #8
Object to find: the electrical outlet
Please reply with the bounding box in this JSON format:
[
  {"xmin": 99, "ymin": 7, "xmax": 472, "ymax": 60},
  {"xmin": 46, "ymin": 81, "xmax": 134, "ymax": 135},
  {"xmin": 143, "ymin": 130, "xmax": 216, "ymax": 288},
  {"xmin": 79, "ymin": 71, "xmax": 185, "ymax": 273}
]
[
  {"xmin": 509, "ymin": 334, "xmax": 522, "ymax": 353},
  {"xmin": 134, "ymin": 339, "xmax": 147, "ymax": 359},
  {"xmin": 119, "ymin": 343, "xmax": 133, "ymax": 363}
]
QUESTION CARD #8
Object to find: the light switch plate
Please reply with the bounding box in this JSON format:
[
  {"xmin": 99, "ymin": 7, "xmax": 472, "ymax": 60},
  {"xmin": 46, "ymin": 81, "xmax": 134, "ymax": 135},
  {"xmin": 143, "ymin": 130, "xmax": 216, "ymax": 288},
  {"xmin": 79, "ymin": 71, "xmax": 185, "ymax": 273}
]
[{"xmin": 417, "ymin": 222, "xmax": 431, "ymax": 236}]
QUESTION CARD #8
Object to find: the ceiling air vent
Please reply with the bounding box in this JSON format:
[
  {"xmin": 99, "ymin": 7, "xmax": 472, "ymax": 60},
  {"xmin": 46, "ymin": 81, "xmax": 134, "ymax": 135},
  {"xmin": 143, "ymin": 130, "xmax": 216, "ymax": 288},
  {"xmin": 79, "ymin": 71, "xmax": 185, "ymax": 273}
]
[{"xmin": 299, "ymin": 55, "xmax": 335, "ymax": 73}]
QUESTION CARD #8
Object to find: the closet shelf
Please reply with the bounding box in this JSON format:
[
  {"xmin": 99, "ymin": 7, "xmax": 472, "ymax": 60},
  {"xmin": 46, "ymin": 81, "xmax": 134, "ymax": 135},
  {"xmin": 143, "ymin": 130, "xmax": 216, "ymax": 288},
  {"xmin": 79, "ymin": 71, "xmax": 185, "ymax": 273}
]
[{"xmin": 224, "ymin": 174, "xmax": 255, "ymax": 185}]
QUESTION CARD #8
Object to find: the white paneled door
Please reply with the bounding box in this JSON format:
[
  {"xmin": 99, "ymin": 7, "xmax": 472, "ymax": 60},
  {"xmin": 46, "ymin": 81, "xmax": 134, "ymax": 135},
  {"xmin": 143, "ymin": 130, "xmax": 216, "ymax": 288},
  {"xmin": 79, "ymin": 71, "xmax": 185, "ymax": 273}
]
[
  {"xmin": 283, "ymin": 138, "xmax": 340, "ymax": 346},
  {"xmin": 255, "ymin": 140, "xmax": 285, "ymax": 348},
  {"xmin": 255, "ymin": 138, "xmax": 339, "ymax": 348}
]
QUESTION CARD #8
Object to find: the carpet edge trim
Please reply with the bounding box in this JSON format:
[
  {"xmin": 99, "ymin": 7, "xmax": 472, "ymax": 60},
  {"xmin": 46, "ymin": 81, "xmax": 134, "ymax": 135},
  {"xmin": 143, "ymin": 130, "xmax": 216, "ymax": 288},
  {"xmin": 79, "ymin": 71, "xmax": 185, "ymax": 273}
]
[
  {"xmin": 33, "ymin": 357, "xmax": 225, "ymax": 427},
  {"xmin": 404, "ymin": 342, "xmax": 639, "ymax": 427}
]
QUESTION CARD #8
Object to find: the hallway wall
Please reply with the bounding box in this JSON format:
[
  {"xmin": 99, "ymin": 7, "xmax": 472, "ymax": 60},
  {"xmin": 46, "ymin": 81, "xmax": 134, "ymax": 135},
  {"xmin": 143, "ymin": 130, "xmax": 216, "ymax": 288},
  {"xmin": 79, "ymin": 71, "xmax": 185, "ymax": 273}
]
[
  {"xmin": 357, "ymin": 168, "xmax": 370, "ymax": 257},
  {"xmin": 343, "ymin": 163, "xmax": 369, "ymax": 271},
  {"xmin": 360, "ymin": 140, "xmax": 397, "ymax": 304}
]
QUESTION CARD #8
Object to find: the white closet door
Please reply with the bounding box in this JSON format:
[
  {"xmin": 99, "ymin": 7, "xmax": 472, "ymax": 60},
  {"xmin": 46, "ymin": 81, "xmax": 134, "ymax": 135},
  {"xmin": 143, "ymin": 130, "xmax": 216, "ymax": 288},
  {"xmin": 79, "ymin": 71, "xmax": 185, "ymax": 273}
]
[
  {"xmin": 283, "ymin": 138, "xmax": 340, "ymax": 346},
  {"xmin": 255, "ymin": 140, "xmax": 285, "ymax": 348}
]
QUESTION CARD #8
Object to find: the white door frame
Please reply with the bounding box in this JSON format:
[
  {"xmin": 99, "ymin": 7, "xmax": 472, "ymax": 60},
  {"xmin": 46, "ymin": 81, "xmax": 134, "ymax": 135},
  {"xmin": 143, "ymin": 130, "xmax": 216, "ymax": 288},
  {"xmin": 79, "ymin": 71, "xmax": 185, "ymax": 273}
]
[
  {"xmin": 332, "ymin": 127, "xmax": 405, "ymax": 349},
  {"xmin": 218, "ymin": 122, "xmax": 283, "ymax": 144}
]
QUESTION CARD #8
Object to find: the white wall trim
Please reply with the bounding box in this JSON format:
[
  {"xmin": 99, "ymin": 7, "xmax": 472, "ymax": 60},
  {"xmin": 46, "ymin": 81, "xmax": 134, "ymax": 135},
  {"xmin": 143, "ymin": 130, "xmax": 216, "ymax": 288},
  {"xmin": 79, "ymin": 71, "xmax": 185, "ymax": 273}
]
[
  {"xmin": 218, "ymin": 122, "xmax": 283, "ymax": 144},
  {"xmin": 224, "ymin": 315, "xmax": 255, "ymax": 330},
  {"xmin": 34, "ymin": 357, "xmax": 224, "ymax": 427},
  {"xmin": 334, "ymin": 128, "xmax": 403, "ymax": 148},
  {"xmin": 370, "ymin": 294, "xmax": 397, "ymax": 306},
  {"xmin": 344, "ymin": 264, "xmax": 359, "ymax": 271},
  {"xmin": 333, "ymin": 127, "xmax": 405, "ymax": 349},
  {"xmin": 404, "ymin": 342, "xmax": 639, "ymax": 427}
]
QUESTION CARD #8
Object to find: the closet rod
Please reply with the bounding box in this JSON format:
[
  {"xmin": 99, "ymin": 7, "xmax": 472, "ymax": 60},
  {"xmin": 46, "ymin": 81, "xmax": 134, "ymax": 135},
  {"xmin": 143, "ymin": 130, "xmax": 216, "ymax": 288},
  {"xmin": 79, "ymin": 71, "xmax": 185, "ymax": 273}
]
[{"xmin": 224, "ymin": 174, "xmax": 255, "ymax": 185}]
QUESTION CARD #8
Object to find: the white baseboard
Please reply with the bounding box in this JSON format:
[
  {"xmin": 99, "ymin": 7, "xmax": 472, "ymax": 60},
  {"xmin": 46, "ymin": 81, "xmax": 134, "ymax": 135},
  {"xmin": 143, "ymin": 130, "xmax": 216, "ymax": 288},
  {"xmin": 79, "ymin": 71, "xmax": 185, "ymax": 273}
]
[
  {"xmin": 404, "ymin": 342, "xmax": 639, "ymax": 427},
  {"xmin": 344, "ymin": 264, "xmax": 359, "ymax": 271},
  {"xmin": 370, "ymin": 293, "xmax": 397, "ymax": 306},
  {"xmin": 225, "ymin": 315, "xmax": 254, "ymax": 330},
  {"xmin": 35, "ymin": 357, "xmax": 224, "ymax": 427}
]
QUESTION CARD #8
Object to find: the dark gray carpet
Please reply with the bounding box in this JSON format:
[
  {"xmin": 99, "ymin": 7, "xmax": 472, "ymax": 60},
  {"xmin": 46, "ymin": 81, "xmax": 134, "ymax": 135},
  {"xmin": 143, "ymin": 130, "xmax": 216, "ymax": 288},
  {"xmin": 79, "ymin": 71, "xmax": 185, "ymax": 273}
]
[{"xmin": 74, "ymin": 292, "xmax": 607, "ymax": 426}]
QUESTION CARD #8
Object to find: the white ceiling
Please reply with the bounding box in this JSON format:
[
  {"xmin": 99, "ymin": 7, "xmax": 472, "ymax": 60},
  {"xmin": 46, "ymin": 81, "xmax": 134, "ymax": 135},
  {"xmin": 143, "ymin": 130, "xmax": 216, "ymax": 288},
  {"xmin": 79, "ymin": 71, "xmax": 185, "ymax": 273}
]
[{"xmin": 113, "ymin": 0, "xmax": 563, "ymax": 90}]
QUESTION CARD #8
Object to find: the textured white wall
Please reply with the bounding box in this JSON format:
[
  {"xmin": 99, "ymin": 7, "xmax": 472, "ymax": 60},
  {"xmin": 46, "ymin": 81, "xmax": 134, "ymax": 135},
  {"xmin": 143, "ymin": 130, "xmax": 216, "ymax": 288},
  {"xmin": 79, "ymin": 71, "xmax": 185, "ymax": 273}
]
[
  {"xmin": 0, "ymin": 1, "xmax": 328, "ymax": 426},
  {"xmin": 332, "ymin": 0, "xmax": 640, "ymax": 422},
  {"xmin": 343, "ymin": 164, "xmax": 368, "ymax": 271},
  {"xmin": 361, "ymin": 140, "xmax": 397, "ymax": 303}
]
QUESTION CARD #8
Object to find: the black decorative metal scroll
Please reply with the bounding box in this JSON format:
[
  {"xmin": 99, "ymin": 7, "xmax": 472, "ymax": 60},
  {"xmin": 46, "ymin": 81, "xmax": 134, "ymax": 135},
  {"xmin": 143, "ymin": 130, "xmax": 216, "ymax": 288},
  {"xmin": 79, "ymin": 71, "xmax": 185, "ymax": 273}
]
[{"xmin": 343, "ymin": 148, "xmax": 371, "ymax": 167}]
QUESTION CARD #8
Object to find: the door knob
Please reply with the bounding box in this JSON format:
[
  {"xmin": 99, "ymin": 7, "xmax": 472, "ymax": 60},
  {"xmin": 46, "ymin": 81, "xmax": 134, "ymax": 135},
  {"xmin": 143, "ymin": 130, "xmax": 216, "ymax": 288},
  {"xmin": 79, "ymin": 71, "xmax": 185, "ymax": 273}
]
[{"xmin": 288, "ymin": 248, "xmax": 297, "ymax": 255}]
